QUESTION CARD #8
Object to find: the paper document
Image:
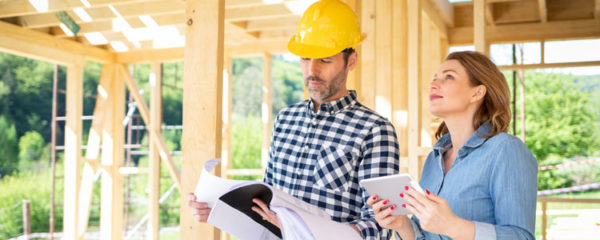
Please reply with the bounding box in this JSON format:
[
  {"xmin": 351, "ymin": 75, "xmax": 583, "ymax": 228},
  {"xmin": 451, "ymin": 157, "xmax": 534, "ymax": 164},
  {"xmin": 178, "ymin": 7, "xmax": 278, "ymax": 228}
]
[{"xmin": 194, "ymin": 159, "xmax": 361, "ymax": 240}]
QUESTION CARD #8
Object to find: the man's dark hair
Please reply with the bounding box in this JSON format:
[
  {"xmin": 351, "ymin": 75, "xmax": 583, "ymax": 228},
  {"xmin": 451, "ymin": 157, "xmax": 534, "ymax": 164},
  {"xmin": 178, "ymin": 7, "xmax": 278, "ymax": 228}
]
[{"xmin": 342, "ymin": 47, "xmax": 355, "ymax": 66}]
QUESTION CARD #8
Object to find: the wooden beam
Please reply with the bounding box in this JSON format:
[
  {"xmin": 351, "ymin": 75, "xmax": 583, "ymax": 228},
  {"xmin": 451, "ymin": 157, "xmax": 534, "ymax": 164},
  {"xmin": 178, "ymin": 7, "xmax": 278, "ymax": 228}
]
[
  {"xmin": 63, "ymin": 61, "xmax": 84, "ymax": 240},
  {"xmin": 262, "ymin": 53, "xmax": 272, "ymax": 170},
  {"xmin": 225, "ymin": 3, "xmax": 293, "ymax": 21},
  {"xmin": 180, "ymin": 0, "xmax": 224, "ymax": 240},
  {"xmin": 375, "ymin": 0, "xmax": 393, "ymax": 119},
  {"xmin": 391, "ymin": 0, "xmax": 409, "ymax": 172},
  {"xmin": 244, "ymin": 16, "xmax": 300, "ymax": 32},
  {"xmin": 19, "ymin": 1, "xmax": 296, "ymax": 29},
  {"xmin": 115, "ymin": 39, "xmax": 288, "ymax": 63},
  {"xmin": 222, "ymin": 56, "xmax": 233, "ymax": 177},
  {"xmin": 474, "ymin": 0, "xmax": 488, "ymax": 55},
  {"xmin": 341, "ymin": 0, "xmax": 359, "ymax": 93},
  {"xmin": 449, "ymin": 19, "xmax": 600, "ymax": 45},
  {"xmin": 115, "ymin": 48, "xmax": 184, "ymax": 64},
  {"xmin": 493, "ymin": 0, "xmax": 540, "ymax": 24},
  {"xmin": 0, "ymin": 21, "xmax": 113, "ymax": 65},
  {"xmin": 596, "ymin": 0, "xmax": 600, "ymax": 21},
  {"xmin": 486, "ymin": 2, "xmax": 495, "ymax": 26},
  {"xmin": 148, "ymin": 62, "xmax": 162, "ymax": 240},
  {"xmin": 422, "ymin": 18, "xmax": 440, "ymax": 149},
  {"xmin": 118, "ymin": 64, "xmax": 181, "ymax": 191},
  {"xmin": 77, "ymin": 64, "xmax": 114, "ymax": 239},
  {"xmin": 538, "ymin": 0, "xmax": 547, "ymax": 22},
  {"xmin": 17, "ymin": 0, "xmax": 184, "ymax": 28},
  {"xmin": 498, "ymin": 60, "xmax": 600, "ymax": 70},
  {"xmin": 428, "ymin": 0, "xmax": 454, "ymax": 27},
  {"xmin": 99, "ymin": 61, "xmax": 125, "ymax": 240},
  {"xmin": 407, "ymin": 0, "xmax": 422, "ymax": 179},
  {"xmin": 421, "ymin": 0, "xmax": 449, "ymax": 38},
  {"xmin": 359, "ymin": 0, "xmax": 375, "ymax": 109},
  {"xmin": 0, "ymin": 0, "xmax": 156, "ymax": 18},
  {"xmin": 46, "ymin": 12, "xmax": 182, "ymax": 37}
]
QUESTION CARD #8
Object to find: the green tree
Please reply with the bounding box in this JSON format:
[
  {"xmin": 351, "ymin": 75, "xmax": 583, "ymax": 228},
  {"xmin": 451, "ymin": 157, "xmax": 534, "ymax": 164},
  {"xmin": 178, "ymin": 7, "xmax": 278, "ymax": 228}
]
[
  {"xmin": 232, "ymin": 116, "xmax": 263, "ymax": 169},
  {"xmin": 508, "ymin": 71, "xmax": 600, "ymax": 190},
  {"xmin": 515, "ymin": 71, "xmax": 600, "ymax": 162},
  {"xmin": 0, "ymin": 116, "xmax": 18, "ymax": 177},
  {"xmin": 18, "ymin": 131, "xmax": 46, "ymax": 167}
]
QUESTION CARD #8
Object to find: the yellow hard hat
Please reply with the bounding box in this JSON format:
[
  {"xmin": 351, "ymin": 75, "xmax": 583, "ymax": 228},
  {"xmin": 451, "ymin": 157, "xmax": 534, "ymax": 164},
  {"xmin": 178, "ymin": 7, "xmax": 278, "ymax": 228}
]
[{"xmin": 288, "ymin": 0, "xmax": 364, "ymax": 59}]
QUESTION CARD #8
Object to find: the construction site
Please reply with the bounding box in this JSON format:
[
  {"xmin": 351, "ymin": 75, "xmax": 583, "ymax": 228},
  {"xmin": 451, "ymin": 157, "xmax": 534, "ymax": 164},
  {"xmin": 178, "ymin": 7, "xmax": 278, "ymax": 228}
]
[{"xmin": 0, "ymin": 0, "xmax": 599, "ymax": 239}]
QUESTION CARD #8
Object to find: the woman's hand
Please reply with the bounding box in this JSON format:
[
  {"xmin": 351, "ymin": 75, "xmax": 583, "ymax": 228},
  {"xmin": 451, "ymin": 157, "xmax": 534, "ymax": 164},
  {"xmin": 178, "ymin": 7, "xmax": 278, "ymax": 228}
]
[
  {"xmin": 403, "ymin": 187, "xmax": 474, "ymax": 239},
  {"xmin": 366, "ymin": 195, "xmax": 410, "ymax": 232}
]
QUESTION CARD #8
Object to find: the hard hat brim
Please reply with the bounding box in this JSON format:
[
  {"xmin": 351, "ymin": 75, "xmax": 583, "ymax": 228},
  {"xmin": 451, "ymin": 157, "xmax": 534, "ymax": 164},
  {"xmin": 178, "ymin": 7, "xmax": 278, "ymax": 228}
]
[{"xmin": 288, "ymin": 34, "xmax": 349, "ymax": 59}]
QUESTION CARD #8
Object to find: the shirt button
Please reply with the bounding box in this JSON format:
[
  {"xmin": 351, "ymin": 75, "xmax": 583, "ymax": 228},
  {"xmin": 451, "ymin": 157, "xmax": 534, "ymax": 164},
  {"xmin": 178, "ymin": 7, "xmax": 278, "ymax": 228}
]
[
  {"xmin": 312, "ymin": 119, "xmax": 317, "ymax": 125},
  {"xmin": 304, "ymin": 145, "xmax": 309, "ymax": 151}
]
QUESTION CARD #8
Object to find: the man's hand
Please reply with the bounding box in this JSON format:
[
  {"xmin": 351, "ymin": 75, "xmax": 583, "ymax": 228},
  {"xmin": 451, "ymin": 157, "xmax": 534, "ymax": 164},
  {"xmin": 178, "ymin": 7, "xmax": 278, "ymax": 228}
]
[
  {"xmin": 250, "ymin": 198, "xmax": 280, "ymax": 228},
  {"xmin": 188, "ymin": 193, "xmax": 211, "ymax": 222}
]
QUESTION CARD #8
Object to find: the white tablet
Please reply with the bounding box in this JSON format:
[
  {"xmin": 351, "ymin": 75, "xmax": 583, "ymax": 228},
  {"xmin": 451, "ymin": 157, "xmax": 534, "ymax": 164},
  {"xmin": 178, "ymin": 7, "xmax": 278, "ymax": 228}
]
[{"xmin": 359, "ymin": 174, "xmax": 425, "ymax": 215}]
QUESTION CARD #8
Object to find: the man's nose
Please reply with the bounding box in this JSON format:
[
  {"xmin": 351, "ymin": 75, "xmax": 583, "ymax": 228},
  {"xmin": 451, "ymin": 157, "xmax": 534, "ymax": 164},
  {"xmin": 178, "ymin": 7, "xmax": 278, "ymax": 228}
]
[{"xmin": 307, "ymin": 59, "xmax": 320, "ymax": 76}]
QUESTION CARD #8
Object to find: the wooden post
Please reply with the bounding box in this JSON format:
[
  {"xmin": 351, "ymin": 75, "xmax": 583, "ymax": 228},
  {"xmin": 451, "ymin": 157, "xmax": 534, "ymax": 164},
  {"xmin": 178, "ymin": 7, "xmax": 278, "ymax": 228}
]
[
  {"xmin": 50, "ymin": 64, "xmax": 58, "ymax": 240},
  {"xmin": 375, "ymin": 0, "xmax": 393, "ymax": 120},
  {"xmin": 78, "ymin": 64, "xmax": 114, "ymax": 239},
  {"xmin": 120, "ymin": 64, "xmax": 181, "ymax": 191},
  {"xmin": 392, "ymin": 0, "xmax": 409, "ymax": 172},
  {"xmin": 342, "ymin": 0, "xmax": 361, "ymax": 93},
  {"xmin": 22, "ymin": 200, "xmax": 31, "ymax": 239},
  {"xmin": 262, "ymin": 53, "xmax": 272, "ymax": 170},
  {"xmin": 360, "ymin": 0, "xmax": 375, "ymax": 109},
  {"xmin": 474, "ymin": 0, "xmax": 488, "ymax": 55},
  {"xmin": 64, "ymin": 62, "xmax": 83, "ymax": 240},
  {"xmin": 420, "ymin": 16, "xmax": 432, "ymax": 151},
  {"xmin": 222, "ymin": 56, "xmax": 233, "ymax": 179},
  {"xmin": 221, "ymin": 55, "xmax": 233, "ymax": 240},
  {"xmin": 148, "ymin": 62, "xmax": 162, "ymax": 240},
  {"xmin": 541, "ymin": 200, "xmax": 547, "ymax": 240},
  {"xmin": 100, "ymin": 64, "xmax": 125, "ymax": 240},
  {"xmin": 407, "ymin": 0, "xmax": 422, "ymax": 179},
  {"xmin": 180, "ymin": 0, "xmax": 225, "ymax": 240}
]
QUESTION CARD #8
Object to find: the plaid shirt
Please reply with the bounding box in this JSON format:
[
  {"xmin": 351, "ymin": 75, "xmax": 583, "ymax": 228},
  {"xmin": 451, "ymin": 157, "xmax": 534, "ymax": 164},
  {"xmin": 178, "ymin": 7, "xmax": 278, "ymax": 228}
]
[{"xmin": 264, "ymin": 90, "xmax": 400, "ymax": 239}]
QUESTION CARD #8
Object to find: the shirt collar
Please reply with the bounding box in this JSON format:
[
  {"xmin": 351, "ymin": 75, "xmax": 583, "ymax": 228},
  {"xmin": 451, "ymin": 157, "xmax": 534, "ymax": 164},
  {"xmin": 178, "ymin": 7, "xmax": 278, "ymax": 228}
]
[
  {"xmin": 307, "ymin": 90, "xmax": 358, "ymax": 115},
  {"xmin": 433, "ymin": 122, "xmax": 493, "ymax": 152}
]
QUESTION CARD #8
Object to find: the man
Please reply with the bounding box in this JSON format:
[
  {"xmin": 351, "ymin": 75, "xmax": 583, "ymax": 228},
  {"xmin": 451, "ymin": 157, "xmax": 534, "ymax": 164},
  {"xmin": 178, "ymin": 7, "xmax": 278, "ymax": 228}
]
[{"xmin": 189, "ymin": 0, "xmax": 399, "ymax": 239}]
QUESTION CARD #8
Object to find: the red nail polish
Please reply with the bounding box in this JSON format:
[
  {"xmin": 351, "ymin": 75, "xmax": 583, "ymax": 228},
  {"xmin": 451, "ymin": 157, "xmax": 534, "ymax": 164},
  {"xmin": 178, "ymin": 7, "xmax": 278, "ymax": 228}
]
[
  {"xmin": 383, "ymin": 200, "xmax": 388, "ymax": 205},
  {"xmin": 426, "ymin": 189, "xmax": 431, "ymax": 195},
  {"xmin": 405, "ymin": 186, "xmax": 409, "ymax": 191},
  {"xmin": 402, "ymin": 204, "xmax": 406, "ymax": 208},
  {"xmin": 399, "ymin": 193, "xmax": 404, "ymax": 198},
  {"xmin": 372, "ymin": 196, "xmax": 377, "ymax": 201},
  {"xmin": 390, "ymin": 205, "xmax": 395, "ymax": 210}
]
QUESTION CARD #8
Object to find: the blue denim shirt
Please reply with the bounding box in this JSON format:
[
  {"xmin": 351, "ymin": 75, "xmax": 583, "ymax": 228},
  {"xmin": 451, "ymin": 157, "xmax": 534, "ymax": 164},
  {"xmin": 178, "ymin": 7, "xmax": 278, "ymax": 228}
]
[{"xmin": 402, "ymin": 123, "xmax": 537, "ymax": 240}]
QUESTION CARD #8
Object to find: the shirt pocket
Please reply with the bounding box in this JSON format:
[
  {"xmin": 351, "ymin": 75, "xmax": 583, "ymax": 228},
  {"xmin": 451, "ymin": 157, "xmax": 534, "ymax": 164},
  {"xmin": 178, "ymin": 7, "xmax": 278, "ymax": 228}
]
[{"xmin": 312, "ymin": 145, "xmax": 357, "ymax": 192}]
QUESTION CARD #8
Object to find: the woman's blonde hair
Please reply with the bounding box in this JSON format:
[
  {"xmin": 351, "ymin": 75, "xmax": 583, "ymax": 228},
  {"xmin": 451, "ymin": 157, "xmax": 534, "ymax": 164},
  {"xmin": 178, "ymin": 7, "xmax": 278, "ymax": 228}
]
[{"xmin": 435, "ymin": 51, "xmax": 511, "ymax": 139}]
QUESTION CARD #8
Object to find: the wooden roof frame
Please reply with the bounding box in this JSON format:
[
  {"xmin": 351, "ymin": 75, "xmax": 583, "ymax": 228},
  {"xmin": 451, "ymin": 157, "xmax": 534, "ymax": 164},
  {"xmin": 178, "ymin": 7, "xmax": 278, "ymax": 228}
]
[{"xmin": 1, "ymin": 0, "xmax": 599, "ymax": 65}]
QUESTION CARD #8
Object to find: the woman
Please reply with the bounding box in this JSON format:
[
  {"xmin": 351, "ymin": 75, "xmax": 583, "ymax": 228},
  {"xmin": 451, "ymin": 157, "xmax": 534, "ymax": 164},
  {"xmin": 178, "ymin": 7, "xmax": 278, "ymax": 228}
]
[{"xmin": 367, "ymin": 51, "xmax": 537, "ymax": 239}]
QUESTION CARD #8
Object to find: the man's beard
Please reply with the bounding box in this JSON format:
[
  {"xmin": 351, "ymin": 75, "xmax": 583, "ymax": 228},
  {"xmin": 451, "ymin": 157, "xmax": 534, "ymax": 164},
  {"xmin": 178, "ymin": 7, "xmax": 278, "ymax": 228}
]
[{"xmin": 305, "ymin": 68, "xmax": 346, "ymax": 102}]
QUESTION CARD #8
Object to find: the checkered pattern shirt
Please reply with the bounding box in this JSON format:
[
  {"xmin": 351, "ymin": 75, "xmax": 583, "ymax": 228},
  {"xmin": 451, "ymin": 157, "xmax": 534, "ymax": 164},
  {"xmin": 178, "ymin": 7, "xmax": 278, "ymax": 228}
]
[{"xmin": 264, "ymin": 90, "xmax": 400, "ymax": 239}]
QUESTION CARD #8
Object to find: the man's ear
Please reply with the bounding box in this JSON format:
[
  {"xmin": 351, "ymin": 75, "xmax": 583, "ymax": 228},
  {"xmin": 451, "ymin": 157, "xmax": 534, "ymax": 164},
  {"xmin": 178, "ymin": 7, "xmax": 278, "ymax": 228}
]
[{"xmin": 346, "ymin": 51, "xmax": 358, "ymax": 71}]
